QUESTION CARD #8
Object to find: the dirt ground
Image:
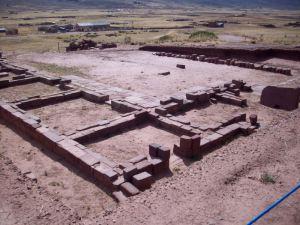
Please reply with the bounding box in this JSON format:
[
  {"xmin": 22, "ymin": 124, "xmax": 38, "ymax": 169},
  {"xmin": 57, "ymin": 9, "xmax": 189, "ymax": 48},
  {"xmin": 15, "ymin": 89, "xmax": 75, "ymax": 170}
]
[
  {"xmin": 16, "ymin": 49, "xmax": 296, "ymax": 98},
  {"xmin": 0, "ymin": 82, "xmax": 60, "ymax": 102},
  {"xmin": 0, "ymin": 72, "xmax": 16, "ymax": 81},
  {"xmin": 0, "ymin": 120, "xmax": 116, "ymax": 225},
  {"xmin": 174, "ymin": 103, "xmax": 241, "ymax": 127},
  {"xmin": 29, "ymin": 98, "xmax": 121, "ymax": 134},
  {"xmin": 96, "ymin": 107, "xmax": 300, "ymax": 225},
  {"xmin": 86, "ymin": 124, "xmax": 180, "ymax": 165},
  {"xmin": 0, "ymin": 48, "xmax": 299, "ymax": 225}
]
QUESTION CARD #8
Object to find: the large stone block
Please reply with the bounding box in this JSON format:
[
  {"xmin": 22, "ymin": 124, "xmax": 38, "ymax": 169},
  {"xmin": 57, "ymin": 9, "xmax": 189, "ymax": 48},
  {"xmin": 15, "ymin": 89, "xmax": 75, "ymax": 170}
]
[
  {"xmin": 191, "ymin": 135, "xmax": 201, "ymax": 155},
  {"xmin": 178, "ymin": 135, "xmax": 192, "ymax": 157},
  {"xmin": 79, "ymin": 153, "xmax": 100, "ymax": 175},
  {"xmin": 132, "ymin": 172, "xmax": 154, "ymax": 191},
  {"xmin": 129, "ymin": 154, "xmax": 147, "ymax": 164},
  {"xmin": 149, "ymin": 143, "xmax": 161, "ymax": 157},
  {"xmin": 260, "ymin": 86, "xmax": 300, "ymax": 111},
  {"xmin": 136, "ymin": 160, "xmax": 153, "ymax": 174},
  {"xmin": 112, "ymin": 191, "xmax": 127, "ymax": 203},
  {"xmin": 157, "ymin": 146, "xmax": 171, "ymax": 161},
  {"xmin": 120, "ymin": 182, "xmax": 140, "ymax": 196},
  {"xmin": 149, "ymin": 157, "xmax": 168, "ymax": 175},
  {"xmin": 123, "ymin": 165, "xmax": 138, "ymax": 181}
]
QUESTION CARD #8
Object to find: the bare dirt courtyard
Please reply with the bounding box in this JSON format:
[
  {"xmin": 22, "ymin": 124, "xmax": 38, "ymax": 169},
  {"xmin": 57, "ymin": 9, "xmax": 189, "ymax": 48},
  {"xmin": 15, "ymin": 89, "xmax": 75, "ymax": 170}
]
[
  {"xmin": 1, "ymin": 46, "xmax": 300, "ymax": 225},
  {"xmin": 17, "ymin": 48, "xmax": 296, "ymax": 97},
  {"xmin": 86, "ymin": 124, "xmax": 180, "ymax": 165},
  {"xmin": 29, "ymin": 98, "xmax": 122, "ymax": 134}
]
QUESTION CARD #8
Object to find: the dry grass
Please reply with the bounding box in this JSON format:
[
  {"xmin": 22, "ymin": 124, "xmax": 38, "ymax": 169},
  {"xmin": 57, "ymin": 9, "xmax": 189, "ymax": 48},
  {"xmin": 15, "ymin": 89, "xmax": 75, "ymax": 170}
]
[
  {"xmin": 0, "ymin": 9, "xmax": 300, "ymax": 53},
  {"xmin": 28, "ymin": 61, "xmax": 86, "ymax": 77}
]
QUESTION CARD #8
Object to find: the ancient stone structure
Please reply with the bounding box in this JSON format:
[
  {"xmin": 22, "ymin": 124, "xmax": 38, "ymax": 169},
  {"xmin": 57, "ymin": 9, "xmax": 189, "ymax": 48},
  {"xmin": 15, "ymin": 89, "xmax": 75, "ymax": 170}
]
[
  {"xmin": 260, "ymin": 86, "xmax": 300, "ymax": 111},
  {"xmin": 153, "ymin": 51, "xmax": 292, "ymax": 76},
  {"xmin": 0, "ymin": 59, "xmax": 260, "ymax": 203}
]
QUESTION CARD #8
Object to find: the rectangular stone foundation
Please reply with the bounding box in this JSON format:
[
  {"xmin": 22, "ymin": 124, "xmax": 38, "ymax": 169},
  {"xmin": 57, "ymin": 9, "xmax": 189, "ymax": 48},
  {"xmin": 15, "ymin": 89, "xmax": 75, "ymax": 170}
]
[{"xmin": 84, "ymin": 124, "xmax": 180, "ymax": 165}]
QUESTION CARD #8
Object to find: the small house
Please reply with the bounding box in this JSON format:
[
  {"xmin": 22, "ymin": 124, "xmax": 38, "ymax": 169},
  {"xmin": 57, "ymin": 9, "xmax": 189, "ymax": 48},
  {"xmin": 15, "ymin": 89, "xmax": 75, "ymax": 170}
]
[
  {"xmin": 75, "ymin": 21, "xmax": 110, "ymax": 32},
  {"xmin": 0, "ymin": 28, "xmax": 6, "ymax": 33}
]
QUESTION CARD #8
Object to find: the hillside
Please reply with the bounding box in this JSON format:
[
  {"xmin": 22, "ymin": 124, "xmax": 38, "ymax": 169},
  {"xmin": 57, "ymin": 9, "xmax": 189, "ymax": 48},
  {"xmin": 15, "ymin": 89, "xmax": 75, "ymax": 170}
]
[{"xmin": 1, "ymin": 0, "xmax": 300, "ymax": 11}]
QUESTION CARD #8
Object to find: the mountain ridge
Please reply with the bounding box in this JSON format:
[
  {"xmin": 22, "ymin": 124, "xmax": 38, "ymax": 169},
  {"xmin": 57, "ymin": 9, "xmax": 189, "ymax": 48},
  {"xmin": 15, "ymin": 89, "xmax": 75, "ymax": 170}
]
[{"xmin": 1, "ymin": 0, "xmax": 300, "ymax": 10}]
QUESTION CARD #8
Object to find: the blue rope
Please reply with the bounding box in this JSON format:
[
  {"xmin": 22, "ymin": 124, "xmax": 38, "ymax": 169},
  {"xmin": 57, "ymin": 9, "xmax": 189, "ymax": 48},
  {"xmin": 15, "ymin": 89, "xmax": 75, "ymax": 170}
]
[{"xmin": 247, "ymin": 182, "xmax": 300, "ymax": 225}]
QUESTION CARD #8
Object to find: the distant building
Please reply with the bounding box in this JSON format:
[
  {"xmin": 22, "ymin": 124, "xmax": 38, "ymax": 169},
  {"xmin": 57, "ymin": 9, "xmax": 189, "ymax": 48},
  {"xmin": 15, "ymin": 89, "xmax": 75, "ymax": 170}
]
[
  {"xmin": 203, "ymin": 21, "xmax": 225, "ymax": 28},
  {"xmin": 0, "ymin": 28, "xmax": 6, "ymax": 33},
  {"xmin": 75, "ymin": 21, "xmax": 110, "ymax": 32},
  {"xmin": 38, "ymin": 24, "xmax": 74, "ymax": 33}
]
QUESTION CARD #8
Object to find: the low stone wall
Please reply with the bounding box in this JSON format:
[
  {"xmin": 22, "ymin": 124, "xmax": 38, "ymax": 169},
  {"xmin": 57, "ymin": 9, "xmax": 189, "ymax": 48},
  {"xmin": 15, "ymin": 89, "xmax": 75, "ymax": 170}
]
[
  {"xmin": 0, "ymin": 60, "xmax": 260, "ymax": 203},
  {"xmin": 151, "ymin": 51, "xmax": 292, "ymax": 76},
  {"xmin": 140, "ymin": 45, "xmax": 300, "ymax": 62}
]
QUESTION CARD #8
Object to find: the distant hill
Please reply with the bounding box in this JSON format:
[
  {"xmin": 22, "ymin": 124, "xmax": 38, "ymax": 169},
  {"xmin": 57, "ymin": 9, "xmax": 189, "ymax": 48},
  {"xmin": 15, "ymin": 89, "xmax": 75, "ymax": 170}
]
[{"xmin": 1, "ymin": 0, "xmax": 300, "ymax": 11}]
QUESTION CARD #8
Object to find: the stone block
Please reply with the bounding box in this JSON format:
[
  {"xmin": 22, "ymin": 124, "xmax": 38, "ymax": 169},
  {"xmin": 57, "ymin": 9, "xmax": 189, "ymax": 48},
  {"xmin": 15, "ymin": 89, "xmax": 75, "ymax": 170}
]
[
  {"xmin": 176, "ymin": 135, "xmax": 192, "ymax": 157},
  {"xmin": 120, "ymin": 182, "xmax": 140, "ymax": 196},
  {"xmin": 238, "ymin": 122, "xmax": 251, "ymax": 134},
  {"xmin": 150, "ymin": 157, "xmax": 168, "ymax": 175},
  {"xmin": 155, "ymin": 107, "xmax": 168, "ymax": 115},
  {"xmin": 129, "ymin": 154, "xmax": 147, "ymax": 164},
  {"xmin": 160, "ymin": 97, "xmax": 173, "ymax": 105},
  {"xmin": 260, "ymin": 86, "xmax": 299, "ymax": 111},
  {"xmin": 112, "ymin": 191, "xmax": 127, "ymax": 203},
  {"xmin": 199, "ymin": 138, "xmax": 211, "ymax": 152},
  {"xmin": 43, "ymin": 130, "xmax": 64, "ymax": 149},
  {"xmin": 113, "ymin": 176, "xmax": 125, "ymax": 189},
  {"xmin": 198, "ymin": 92, "xmax": 210, "ymax": 103},
  {"xmin": 170, "ymin": 96, "xmax": 184, "ymax": 105},
  {"xmin": 149, "ymin": 143, "xmax": 161, "ymax": 157},
  {"xmin": 157, "ymin": 146, "xmax": 171, "ymax": 161},
  {"xmin": 191, "ymin": 135, "xmax": 201, "ymax": 155},
  {"xmin": 249, "ymin": 114, "xmax": 258, "ymax": 126},
  {"xmin": 102, "ymin": 168, "xmax": 118, "ymax": 182},
  {"xmin": 163, "ymin": 102, "xmax": 179, "ymax": 113},
  {"xmin": 134, "ymin": 110, "xmax": 148, "ymax": 121},
  {"xmin": 119, "ymin": 162, "xmax": 133, "ymax": 170},
  {"xmin": 132, "ymin": 172, "xmax": 154, "ymax": 191},
  {"xmin": 176, "ymin": 64, "xmax": 186, "ymax": 69},
  {"xmin": 136, "ymin": 160, "xmax": 153, "ymax": 174},
  {"xmin": 79, "ymin": 153, "xmax": 100, "ymax": 175},
  {"xmin": 186, "ymin": 92, "xmax": 199, "ymax": 101},
  {"xmin": 94, "ymin": 165, "xmax": 118, "ymax": 186},
  {"xmin": 205, "ymin": 133, "xmax": 223, "ymax": 147},
  {"xmin": 123, "ymin": 165, "xmax": 138, "ymax": 181},
  {"xmin": 158, "ymin": 71, "xmax": 170, "ymax": 76}
]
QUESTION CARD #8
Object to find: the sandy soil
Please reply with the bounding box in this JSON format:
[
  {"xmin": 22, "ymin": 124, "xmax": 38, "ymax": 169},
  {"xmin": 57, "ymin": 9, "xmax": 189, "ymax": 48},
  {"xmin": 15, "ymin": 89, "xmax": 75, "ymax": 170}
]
[
  {"xmin": 0, "ymin": 154, "xmax": 82, "ymax": 225},
  {"xmin": 0, "ymin": 72, "xmax": 15, "ymax": 81},
  {"xmin": 96, "ymin": 107, "xmax": 300, "ymax": 225},
  {"xmin": 17, "ymin": 50, "xmax": 296, "ymax": 98},
  {"xmin": 174, "ymin": 103, "xmax": 242, "ymax": 127},
  {"xmin": 0, "ymin": 82, "xmax": 60, "ymax": 102},
  {"xmin": 0, "ymin": 119, "xmax": 116, "ymax": 225},
  {"xmin": 29, "ymin": 98, "xmax": 121, "ymax": 134},
  {"xmin": 86, "ymin": 124, "xmax": 180, "ymax": 165}
]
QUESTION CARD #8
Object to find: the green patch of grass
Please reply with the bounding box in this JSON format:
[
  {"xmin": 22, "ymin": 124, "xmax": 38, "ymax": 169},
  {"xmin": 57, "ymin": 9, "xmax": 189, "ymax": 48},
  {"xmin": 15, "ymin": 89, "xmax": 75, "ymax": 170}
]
[
  {"xmin": 48, "ymin": 181, "xmax": 66, "ymax": 189},
  {"xmin": 158, "ymin": 34, "xmax": 173, "ymax": 42},
  {"xmin": 189, "ymin": 30, "xmax": 217, "ymax": 42},
  {"xmin": 173, "ymin": 166, "xmax": 181, "ymax": 173},
  {"xmin": 48, "ymin": 181, "xmax": 61, "ymax": 186},
  {"xmin": 260, "ymin": 172, "xmax": 276, "ymax": 184},
  {"xmin": 29, "ymin": 61, "xmax": 86, "ymax": 77}
]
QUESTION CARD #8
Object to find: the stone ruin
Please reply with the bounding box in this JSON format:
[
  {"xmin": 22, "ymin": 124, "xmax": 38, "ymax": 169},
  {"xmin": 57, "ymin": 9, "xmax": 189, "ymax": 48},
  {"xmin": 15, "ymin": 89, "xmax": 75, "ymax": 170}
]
[
  {"xmin": 66, "ymin": 40, "xmax": 117, "ymax": 52},
  {"xmin": 0, "ymin": 54, "xmax": 265, "ymax": 203},
  {"xmin": 261, "ymin": 86, "xmax": 300, "ymax": 111},
  {"xmin": 66, "ymin": 39, "xmax": 97, "ymax": 52},
  {"xmin": 154, "ymin": 52, "xmax": 292, "ymax": 76}
]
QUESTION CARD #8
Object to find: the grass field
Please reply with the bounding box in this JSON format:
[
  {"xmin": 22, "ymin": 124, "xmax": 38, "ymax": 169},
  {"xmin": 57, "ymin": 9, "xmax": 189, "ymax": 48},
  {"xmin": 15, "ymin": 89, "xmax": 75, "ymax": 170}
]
[{"xmin": 0, "ymin": 8, "xmax": 300, "ymax": 53}]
